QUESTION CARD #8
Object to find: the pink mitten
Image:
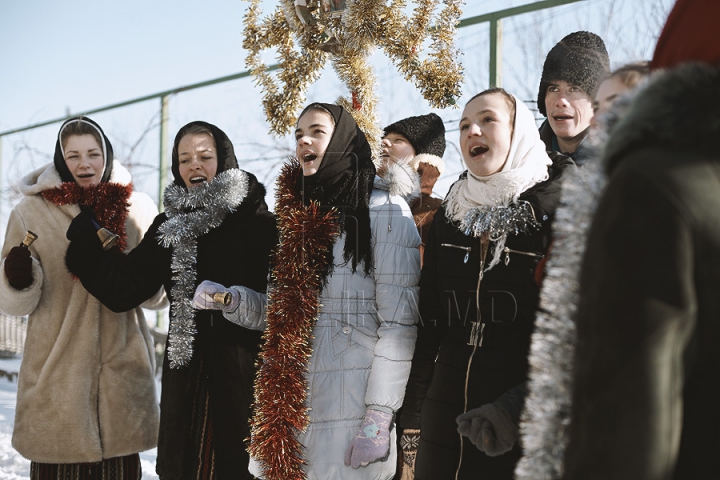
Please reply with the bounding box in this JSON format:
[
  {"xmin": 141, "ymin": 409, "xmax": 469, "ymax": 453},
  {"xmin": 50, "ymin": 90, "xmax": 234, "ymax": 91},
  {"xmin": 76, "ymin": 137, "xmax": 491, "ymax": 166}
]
[{"xmin": 344, "ymin": 408, "xmax": 393, "ymax": 468}]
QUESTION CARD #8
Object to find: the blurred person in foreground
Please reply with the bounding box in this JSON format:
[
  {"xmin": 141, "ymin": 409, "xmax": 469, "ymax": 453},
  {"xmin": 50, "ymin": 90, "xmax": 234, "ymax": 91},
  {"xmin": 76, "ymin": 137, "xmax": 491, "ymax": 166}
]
[
  {"xmin": 515, "ymin": 62, "xmax": 651, "ymax": 479},
  {"xmin": 562, "ymin": 0, "xmax": 720, "ymax": 478}
]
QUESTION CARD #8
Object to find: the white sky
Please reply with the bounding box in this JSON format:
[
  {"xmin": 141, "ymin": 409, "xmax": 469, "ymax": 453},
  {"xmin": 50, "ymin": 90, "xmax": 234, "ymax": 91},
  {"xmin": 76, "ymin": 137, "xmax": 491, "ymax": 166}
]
[{"xmin": 0, "ymin": 0, "xmax": 674, "ymax": 227}]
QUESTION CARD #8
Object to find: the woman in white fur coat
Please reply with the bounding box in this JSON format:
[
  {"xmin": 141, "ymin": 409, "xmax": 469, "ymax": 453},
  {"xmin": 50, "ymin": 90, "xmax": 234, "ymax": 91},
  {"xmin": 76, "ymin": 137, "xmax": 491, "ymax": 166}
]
[{"xmin": 0, "ymin": 116, "xmax": 165, "ymax": 479}]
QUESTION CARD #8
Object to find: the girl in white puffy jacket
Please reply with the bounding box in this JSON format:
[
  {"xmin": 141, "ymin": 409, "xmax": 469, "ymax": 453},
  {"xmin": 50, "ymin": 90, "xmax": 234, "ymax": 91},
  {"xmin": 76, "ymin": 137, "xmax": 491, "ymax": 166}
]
[{"xmin": 193, "ymin": 102, "xmax": 421, "ymax": 480}]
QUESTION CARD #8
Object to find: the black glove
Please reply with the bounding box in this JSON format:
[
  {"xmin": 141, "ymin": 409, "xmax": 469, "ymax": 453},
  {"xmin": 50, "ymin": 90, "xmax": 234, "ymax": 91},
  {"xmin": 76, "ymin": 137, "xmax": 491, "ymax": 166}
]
[
  {"xmin": 456, "ymin": 403, "xmax": 518, "ymax": 456},
  {"xmin": 4, "ymin": 246, "xmax": 33, "ymax": 290},
  {"xmin": 66, "ymin": 210, "xmax": 112, "ymax": 280},
  {"xmin": 66, "ymin": 209, "xmax": 101, "ymax": 244}
]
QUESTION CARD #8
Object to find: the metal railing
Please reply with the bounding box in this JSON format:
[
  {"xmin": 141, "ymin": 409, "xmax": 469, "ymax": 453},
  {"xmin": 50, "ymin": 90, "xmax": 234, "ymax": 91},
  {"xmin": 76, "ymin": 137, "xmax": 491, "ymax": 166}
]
[
  {"xmin": 0, "ymin": 0, "xmax": 584, "ymax": 214},
  {"xmin": 0, "ymin": 315, "xmax": 27, "ymax": 358}
]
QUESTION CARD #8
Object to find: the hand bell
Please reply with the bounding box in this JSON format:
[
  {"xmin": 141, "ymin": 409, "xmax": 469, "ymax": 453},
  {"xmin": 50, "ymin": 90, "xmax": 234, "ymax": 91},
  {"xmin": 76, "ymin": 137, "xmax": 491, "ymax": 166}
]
[
  {"xmin": 20, "ymin": 231, "xmax": 38, "ymax": 249},
  {"xmin": 96, "ymin": 227, "xmax": 119, "ymax": 251},
  {"xmin": 212, "ymin": 292, "xmax": 232, "ymax": 306}
]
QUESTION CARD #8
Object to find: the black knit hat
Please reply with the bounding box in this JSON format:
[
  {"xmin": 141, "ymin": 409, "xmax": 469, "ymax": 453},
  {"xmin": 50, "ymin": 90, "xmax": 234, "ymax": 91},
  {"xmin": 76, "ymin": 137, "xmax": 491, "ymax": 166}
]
[
  {"xmin": 383, "ymin": 113, "xmax": 446, "ymax": 158},
  {"xmin": 537, "ymin": 31, "xmax": 610, "ymax": 117}
]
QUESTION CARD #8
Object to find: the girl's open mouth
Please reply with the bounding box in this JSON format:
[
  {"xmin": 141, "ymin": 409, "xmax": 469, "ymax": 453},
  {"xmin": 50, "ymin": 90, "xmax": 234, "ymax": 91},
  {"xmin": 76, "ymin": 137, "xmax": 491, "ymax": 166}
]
[{"xmin": 469, "ymin": 145, "xmax": 489, "ymax": 157}]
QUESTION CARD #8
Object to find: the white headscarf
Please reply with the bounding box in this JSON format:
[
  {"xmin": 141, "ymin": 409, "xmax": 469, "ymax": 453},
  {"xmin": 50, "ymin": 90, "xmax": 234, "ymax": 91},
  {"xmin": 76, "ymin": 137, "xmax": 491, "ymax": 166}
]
[
  {"xmin": 445, "ymin": 94, "xmax": 552, "ymax": 216},
  {"xmin": 444, "ymin": 94, "xmax": 553, "ymax": 269}
]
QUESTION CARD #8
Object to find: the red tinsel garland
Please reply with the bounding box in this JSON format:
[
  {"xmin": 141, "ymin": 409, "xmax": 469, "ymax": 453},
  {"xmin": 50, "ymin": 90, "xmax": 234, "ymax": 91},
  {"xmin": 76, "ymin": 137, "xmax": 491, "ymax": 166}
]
[
  {"xmin": 42, "ymin": 182, "xmax": 132, "ymax": 252},
  {"xmin": 249, "ymin": 161, "xmax": 341, "ymax": 480}
]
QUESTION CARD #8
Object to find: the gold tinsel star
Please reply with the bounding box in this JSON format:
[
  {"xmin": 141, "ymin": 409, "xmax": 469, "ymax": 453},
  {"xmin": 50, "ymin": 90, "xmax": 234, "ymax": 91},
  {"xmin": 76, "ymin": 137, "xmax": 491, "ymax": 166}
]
[{"xmin": 244, "ymin": 0, "xmax": 464, "ymax": 144}]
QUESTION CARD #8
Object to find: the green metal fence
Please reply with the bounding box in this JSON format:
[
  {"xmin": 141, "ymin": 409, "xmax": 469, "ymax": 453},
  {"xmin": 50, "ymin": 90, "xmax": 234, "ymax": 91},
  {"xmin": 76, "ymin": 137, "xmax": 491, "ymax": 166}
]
[{"xmin": 0, "ymin": 0, "xmax": 583, "ymax": 211}]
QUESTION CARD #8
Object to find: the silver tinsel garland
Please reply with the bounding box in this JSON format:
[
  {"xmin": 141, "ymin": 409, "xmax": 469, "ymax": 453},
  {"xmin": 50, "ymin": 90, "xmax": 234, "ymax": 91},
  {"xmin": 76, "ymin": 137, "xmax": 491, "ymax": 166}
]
[
  {"xmin": 458, "ymin": 200, "xmax": 541, "ymax": 271},
  {"xmin": 513, "ymin": 162, "xmax": 606, "ymax": 479},
  {"xmin": 459, "ymin": 200, "xmax": 540, "ymax": 240},
  {"xmin": 156, "ymin": 169, "xmax": 249, "ymax": 368}
]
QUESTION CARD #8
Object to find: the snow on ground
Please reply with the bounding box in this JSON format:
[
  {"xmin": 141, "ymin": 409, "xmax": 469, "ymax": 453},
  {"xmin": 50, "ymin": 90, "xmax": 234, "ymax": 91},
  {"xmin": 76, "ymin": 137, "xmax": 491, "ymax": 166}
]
[{"xmin": 0, "ymin": 356, "xmax": 159, "ymax": 479}]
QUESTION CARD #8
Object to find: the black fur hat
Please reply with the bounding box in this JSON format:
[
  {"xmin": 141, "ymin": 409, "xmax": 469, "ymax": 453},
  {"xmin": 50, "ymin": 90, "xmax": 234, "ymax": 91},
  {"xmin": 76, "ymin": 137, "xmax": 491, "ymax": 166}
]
[
  {"xmin": 537, "ymin": 31, "xmax": 610, "ymax": 117},
  {"xmin": 383, "ymin": 113, "xmax": 446, "ymax": 158}
]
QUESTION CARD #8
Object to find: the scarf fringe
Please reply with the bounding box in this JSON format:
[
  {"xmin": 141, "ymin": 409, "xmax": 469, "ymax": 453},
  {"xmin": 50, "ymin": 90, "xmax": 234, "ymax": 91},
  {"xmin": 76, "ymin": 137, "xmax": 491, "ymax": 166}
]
[{"xmin": 249, "ymin": 161, "xmax": 340, "ymax": 480}]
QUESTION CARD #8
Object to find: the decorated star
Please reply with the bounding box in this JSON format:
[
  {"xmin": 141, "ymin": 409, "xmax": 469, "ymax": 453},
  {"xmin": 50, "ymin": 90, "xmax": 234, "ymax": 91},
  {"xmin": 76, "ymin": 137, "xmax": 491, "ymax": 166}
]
[{"xmin": 243, "ymin": 0, "xmax": 464, "ymax": 143}]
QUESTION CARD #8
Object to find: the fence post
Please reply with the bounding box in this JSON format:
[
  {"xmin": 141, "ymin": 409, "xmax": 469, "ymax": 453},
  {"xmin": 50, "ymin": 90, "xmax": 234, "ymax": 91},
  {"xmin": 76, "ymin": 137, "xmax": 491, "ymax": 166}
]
[
  {"xmin": 158, "ymin": 95, "xmax": 169, "ymax": 212},
  {"xmin": 156, "ymin": 95, "xmax": 170, "ymax": 330},
  {"xmin": 489, "ymin": 17, "xmax": 503, "ymax": 88},
  {"xmin": 0, "ymin": 136, "xmax": 3, "ymax": 223}
]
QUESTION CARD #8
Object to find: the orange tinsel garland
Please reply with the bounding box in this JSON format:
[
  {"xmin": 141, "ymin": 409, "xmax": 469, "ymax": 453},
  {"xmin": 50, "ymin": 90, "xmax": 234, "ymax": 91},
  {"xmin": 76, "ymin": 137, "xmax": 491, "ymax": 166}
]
[
  {"xmin": 249, "ymin": 161, "xmax": 340, "ymax": 480},
  {"xmin": 42, "ymin": 182, "xmax": 132, "ymax": 252}
]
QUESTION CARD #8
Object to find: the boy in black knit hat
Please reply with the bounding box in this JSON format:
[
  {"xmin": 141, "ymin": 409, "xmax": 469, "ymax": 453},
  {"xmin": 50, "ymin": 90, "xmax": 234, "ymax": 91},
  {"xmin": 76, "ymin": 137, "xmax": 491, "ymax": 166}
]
[
  {"xmin": 381, "ymin": 112, "xmax": 446, "ymax": 480},
  {"xmin": 537, "ymin": 31, "xmax": 610, "ymax": 162},
  {"xmin": 381, "ymin": 112, "xmax": 446, "ymax": 266}
]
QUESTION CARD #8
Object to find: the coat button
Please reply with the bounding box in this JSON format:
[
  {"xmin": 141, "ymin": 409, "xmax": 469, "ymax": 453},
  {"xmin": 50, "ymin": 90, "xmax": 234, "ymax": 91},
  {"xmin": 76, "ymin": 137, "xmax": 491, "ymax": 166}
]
[{"xmin": 342, "ymin": 326, "xmax": 351, "ymax": 334}]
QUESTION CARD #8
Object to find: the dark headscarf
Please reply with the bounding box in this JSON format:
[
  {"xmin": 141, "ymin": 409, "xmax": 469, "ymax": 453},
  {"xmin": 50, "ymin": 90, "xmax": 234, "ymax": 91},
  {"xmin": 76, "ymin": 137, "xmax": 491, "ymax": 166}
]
[
  {"xmin": 171, "ymin": 121, "xmax": 239, "ymax": 188},
  {"xmin": 53, "ymin": 116, "xmax": 114, "ymax": 184},
  {"xmin": 297, "ymin": 103, "xmax": 376, "ymax": 276}
]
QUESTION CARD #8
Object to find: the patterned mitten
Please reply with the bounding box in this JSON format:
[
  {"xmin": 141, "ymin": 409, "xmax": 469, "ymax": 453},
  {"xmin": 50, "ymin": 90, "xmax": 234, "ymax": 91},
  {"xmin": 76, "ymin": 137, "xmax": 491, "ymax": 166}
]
[
  {"xmin": 398, "ymin": 428, "xmax": 420, "ymax": 479},
  {"xmin": 344, "ymin": 408, "xmax": 393, "ymax": 468}
]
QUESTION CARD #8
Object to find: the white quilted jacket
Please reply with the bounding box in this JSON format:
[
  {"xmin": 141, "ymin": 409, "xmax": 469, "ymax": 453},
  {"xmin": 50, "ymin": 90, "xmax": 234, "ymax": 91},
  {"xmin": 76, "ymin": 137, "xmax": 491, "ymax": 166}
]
[{"xmin": 227, "ymin": 165, "xmax": 421, "ymax": 479}]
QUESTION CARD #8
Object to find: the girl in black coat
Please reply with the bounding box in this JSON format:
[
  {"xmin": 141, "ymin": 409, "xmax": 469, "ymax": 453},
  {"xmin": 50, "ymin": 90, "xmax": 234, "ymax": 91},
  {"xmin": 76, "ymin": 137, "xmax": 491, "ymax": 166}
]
[
  {"xmin": 398, "ymin": 89, "xmax": 573, "ymax": 479},
  {"xmin": 66, "ymin": 121, "xmax": 278, "ymax": 480}
]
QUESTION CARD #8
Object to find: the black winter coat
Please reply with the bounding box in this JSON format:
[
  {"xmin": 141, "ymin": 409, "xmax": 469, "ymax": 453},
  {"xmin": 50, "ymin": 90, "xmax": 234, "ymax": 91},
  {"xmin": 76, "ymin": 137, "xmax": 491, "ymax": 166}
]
[
  {"xmin": 66, "ymin": 171, "xmax": 278, "ymax": 480},
  {"xmin": 399, "ymin": 153, "xmax": 573, "ymax": 479},
  {"xmin": 539, "ymin": 119, "xmax": 591, "ymax": 166},
  {"xmin": 563, "ymin": 63, "xmax": 720, "ymax": 480}
]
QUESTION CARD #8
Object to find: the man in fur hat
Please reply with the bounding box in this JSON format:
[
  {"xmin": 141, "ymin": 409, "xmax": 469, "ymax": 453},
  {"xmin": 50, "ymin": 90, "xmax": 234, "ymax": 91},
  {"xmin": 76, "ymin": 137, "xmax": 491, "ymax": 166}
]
[
  {"xmin": 380, "ymin": 112, "xmax": 446, "ymax": 266},
  {"xmin": 537, "ymin": 31, "xmax": 609, "ymax": 164}
]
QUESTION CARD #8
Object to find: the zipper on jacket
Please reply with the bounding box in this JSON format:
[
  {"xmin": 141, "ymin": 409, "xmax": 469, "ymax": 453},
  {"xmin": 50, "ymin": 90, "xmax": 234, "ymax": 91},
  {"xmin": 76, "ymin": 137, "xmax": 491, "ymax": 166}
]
[
  {"xmin": 441, "ymin": 243, "xmax": 472, "ymax": 263},
  {"xmin": 456, "ymin": 234, "xmax": 489, "ymax": 480},
  {"xmin": 519, "ymin": 199, "xmax": 539, "ymax": 223},
  {"xmin": 502, "ymin": 246, "xmax": 544, "ymax": 266},
  {"xmin": 387, "ymin": 191, "xmax": 394, "ymax": 232}
]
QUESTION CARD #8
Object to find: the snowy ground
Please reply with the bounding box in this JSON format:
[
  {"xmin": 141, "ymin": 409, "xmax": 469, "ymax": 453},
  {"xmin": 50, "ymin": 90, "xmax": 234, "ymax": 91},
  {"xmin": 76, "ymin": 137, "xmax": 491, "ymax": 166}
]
[{"xmin": 0, "ymin": 356, "xmax": 159, "ymax": 479}]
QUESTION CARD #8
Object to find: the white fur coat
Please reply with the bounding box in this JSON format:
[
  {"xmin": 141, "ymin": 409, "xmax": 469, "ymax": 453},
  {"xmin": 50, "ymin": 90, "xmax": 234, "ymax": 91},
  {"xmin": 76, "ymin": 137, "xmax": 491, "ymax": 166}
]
[{"xmin": 0, "ymin": 161, "xmax": 165, "ymax": 463}]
